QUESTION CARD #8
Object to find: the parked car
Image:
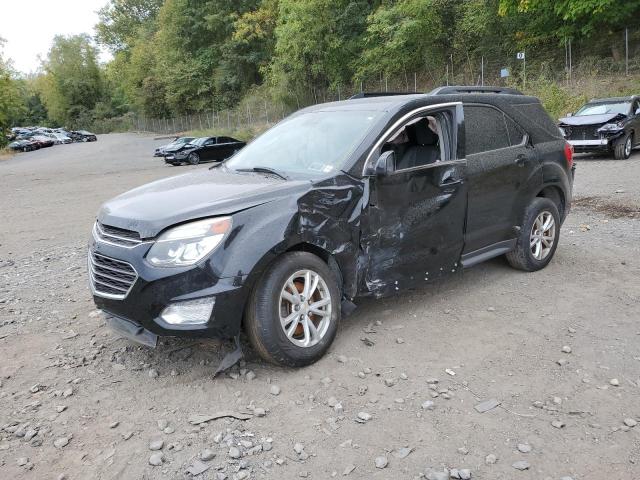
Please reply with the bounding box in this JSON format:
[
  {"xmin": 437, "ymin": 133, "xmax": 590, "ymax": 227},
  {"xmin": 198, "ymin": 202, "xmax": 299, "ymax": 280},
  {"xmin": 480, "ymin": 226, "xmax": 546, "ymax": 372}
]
[
  {"xmin": 88, "ymin": 86, "xmax": 574, "ymax": 367},
  {"xmin": 31, "ymin": 135, "xmax": 55, "ymax": 148},
  {"xmin": 44, "ymin": 132, "xmax": 73, "ymax": 145},
  {"xmin": 8, "ymin": 139, "xmax": 38, "ymax": 152},
  {"xmin": 164, "ymin": 136, "xmax": 245, "ymax": 165},
  {"xmin": 154, "ymin": 137, "xmax": 195, "ymax": 157},
  {"xmin": 71, "ymin": 130, "xmax": 97, "ymax": 142},
  {"xmin": 558, "ymin": 95, "xmax": 640, "ymax": 159}
]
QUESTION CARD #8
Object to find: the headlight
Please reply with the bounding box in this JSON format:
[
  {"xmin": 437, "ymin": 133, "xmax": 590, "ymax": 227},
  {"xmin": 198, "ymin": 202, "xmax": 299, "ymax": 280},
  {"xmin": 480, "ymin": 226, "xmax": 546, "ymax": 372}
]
[
  {"xmin": 598, "ymin": 122, "xmax": 623, "ymax": 132},
  {"xmin": 146, "ymin": 217, "xmax": 232, "ymax": 267},
  {"xmin": 558, "ymin": 127, "xmax": 567, "ymax": 137}
]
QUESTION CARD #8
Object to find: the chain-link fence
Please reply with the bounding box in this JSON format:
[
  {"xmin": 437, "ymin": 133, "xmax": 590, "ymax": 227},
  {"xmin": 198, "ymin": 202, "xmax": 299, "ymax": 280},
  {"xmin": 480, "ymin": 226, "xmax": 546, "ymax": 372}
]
[{"xmin": 133, "ymin": 29, "xmax": 640, "ymax": 136}]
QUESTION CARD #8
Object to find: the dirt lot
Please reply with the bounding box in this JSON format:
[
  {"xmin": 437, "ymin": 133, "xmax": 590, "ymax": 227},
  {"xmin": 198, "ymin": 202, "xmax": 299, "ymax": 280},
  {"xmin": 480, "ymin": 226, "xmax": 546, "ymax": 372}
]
[{"xmin": 1, "ymin": 134, "xmax": 639, "ymax": 480}]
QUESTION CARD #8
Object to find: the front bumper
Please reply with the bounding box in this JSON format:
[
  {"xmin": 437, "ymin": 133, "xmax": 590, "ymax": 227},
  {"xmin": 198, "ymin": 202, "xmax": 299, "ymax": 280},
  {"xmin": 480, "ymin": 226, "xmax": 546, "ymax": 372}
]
[{"xmin": 88, "ymin": 237, "xmax": 249, "ymax": 340}]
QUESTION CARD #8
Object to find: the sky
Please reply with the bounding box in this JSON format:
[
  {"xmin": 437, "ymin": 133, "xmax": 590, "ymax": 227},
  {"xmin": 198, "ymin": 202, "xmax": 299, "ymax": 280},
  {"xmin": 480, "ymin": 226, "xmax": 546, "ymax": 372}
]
[{"xmin": 0, "ymin": 0, "xmax": 111, "ymax": 74}]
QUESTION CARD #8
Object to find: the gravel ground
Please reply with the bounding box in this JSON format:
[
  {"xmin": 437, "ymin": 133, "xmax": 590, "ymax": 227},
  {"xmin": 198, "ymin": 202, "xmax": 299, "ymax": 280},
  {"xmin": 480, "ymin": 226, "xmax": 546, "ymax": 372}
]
[{"xmin": 1, "ymin": 133, "xmax": 639, "ymax": 480}]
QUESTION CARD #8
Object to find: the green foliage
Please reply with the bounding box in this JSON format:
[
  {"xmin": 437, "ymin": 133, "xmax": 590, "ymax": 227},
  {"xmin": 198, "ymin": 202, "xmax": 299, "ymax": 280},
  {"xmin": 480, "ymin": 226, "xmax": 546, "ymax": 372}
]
[
  {"xmin": 0, "ymin": 40, "xmax": 26, "ymax": 146},
  {"xmin": 3, "ymin": 0, "xmax": 640, "ymax": 136},
  {"xmin": 96, "ymin": 0, "xmax": 164, "ymax": 52},
  {"xmin": 37, "ymin": 35, "xmax": 104, "ymax": 127}
]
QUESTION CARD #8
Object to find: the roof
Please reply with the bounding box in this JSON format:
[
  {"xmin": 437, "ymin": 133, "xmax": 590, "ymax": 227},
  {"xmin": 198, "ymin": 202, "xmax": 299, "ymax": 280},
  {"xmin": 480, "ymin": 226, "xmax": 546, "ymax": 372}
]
[{"xmin": 588, "ymin": 96, "xmax": 637, "ymax": 103}]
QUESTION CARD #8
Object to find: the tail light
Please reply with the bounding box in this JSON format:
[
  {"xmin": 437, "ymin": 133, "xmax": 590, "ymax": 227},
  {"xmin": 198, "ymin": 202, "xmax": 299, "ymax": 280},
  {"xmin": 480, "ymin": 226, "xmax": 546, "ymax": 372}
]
[{"xmin": 564, "ymin": 142, "xmax": 574, "ymax": 168}]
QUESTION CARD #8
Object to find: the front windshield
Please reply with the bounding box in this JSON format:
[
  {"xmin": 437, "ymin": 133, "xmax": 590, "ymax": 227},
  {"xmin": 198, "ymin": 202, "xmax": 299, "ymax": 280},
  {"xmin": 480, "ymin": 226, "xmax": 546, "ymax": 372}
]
[
  {"xmin": 575, "ymin": 102, "xmax": 630, "ymax": 116},
  {"xmin": 225, "ymin": 110, "xmax": 383, "ymax": 178},
  {"xmin": 177, "ymin": 137, "xmax": 193, "ymax": 144},
  {"xmin": 190, "ymin": 137, "xmax": 208, "ymax": 146}
]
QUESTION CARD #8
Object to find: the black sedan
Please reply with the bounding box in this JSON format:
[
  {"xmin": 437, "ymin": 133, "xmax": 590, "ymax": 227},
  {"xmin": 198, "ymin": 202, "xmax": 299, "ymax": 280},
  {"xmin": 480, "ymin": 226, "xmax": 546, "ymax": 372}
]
[
  {"xmin": 71, "ymin": 130, "xmax": 98, "ymax": 142},
  {"xmin": 8, "ymin": 139, "xmax": 38, "ymax": 152},
  {"xmin": 154, "ymin": 136, "xmax": 195, "ymax": 157},
  {"xmin": 558, "ymin": 95, "xmax": 640, "ymax": 159},
  {"xmin": 164, "ymin": 136, "xmax": 246, "ymax": 165}
]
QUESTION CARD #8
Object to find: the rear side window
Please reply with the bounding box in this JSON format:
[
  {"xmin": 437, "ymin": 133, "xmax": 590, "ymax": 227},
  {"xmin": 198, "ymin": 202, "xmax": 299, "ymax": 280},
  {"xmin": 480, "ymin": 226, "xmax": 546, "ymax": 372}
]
[{"xmin": 464, "ymin": 105, "xmax": 524, "ymax": 155}]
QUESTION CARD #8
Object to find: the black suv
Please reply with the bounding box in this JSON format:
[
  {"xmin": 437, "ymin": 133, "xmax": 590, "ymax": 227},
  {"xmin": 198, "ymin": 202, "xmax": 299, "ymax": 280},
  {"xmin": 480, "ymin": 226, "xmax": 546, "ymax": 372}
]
[
  {"xmin": 88, "ymin": 87, "xmax": 575, "ymax": 367},
  {"xmin": 558, "ymin": 95, "xmax": 640, "ymax": 159}
]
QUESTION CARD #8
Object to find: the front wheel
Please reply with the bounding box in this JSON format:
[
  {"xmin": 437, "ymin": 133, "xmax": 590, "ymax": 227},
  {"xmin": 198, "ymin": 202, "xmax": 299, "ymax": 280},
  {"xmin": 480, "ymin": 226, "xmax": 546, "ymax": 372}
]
[
  {"xmin": 244, "ymin": 252, "xmax": 340, "ymax": 367},
  {"xmin": 188, "ymin": 152, "xmax": 200, "ymax": 165},
  {"xmin": 506, "ymin": 197, "xmax": 560, "ymax": 272},
  {"xmin": 614, "ymin": 133, "xmax": 632, "ymax": 160}
]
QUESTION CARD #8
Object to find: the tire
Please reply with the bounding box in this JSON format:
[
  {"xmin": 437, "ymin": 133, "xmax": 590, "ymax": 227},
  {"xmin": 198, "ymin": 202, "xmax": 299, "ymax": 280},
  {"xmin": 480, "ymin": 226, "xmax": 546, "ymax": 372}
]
[
  {"xmin": 506, "ymin": 197, "xmax": 561, "ymax": 272},
  {"xmin": 245, "ymin": 252, "xmax": 341, "ymax": 367},
  {"xmin": 188, "ymin": 152, "xmax": 200, "ymax": 165},
  {"xmin": 614, "ymin": 133, "xmax": 632, "ymax": 160}
]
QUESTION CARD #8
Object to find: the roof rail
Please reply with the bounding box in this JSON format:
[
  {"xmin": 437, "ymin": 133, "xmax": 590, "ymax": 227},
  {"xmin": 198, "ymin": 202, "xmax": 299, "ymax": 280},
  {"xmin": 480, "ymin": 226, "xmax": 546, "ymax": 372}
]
[
  {"xmin": 430, "ymin": 86, "xmax": 524, "ymax": 96},
  {"xmin": 348, "ymin": 92, "xmax": 419, "ymax": 99}
]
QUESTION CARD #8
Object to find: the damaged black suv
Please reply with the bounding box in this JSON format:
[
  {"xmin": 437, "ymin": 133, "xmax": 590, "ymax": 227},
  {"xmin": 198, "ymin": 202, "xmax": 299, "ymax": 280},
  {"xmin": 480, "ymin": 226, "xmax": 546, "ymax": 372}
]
[
  {"xmin": 558, "ymin": 95, "xmax": 640, "ymax": 159},
  {"xmin": 89, "ymin": 86, "xmax": 575, "ymax": 367}
]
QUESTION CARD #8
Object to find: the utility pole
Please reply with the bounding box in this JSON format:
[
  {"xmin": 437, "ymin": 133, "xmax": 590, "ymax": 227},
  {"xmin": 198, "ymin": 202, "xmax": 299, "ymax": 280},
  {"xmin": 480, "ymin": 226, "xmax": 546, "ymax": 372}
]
[
  {"xmin": 523, "ymin": 50, "xmax": 526, "ymax": 89},
  {"xmin": 450, "ymin": 54, "xmax": 454, "ymax": 83},
  {"xmin": 625, "ymin": 28, "xmax": 629, "ymax": 76},
  {"xmin": 481, "ymin": 56, "xmax": 484, "ymax": 86}
]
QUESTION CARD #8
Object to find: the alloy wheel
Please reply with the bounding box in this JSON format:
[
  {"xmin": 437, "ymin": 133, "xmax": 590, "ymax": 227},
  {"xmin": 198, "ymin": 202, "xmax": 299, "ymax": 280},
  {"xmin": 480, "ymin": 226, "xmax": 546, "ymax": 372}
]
[
  {"xmin": 530, "ymin": 211, "xmax": 556, "ymax": 261},
  {"xmin": 278, "ymin": 269, "xmax": 332, "ymax": 348},
  {"xmin": 625, "ymin": 136, "xmax": 632, "ymax": 157}
]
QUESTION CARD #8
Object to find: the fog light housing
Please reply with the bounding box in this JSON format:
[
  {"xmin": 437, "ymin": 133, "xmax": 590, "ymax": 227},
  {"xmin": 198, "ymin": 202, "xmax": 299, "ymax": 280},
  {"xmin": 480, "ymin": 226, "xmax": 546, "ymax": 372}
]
[{"xmin": 160, "ymin": 297, "xmax": 215, "ymax": 325}]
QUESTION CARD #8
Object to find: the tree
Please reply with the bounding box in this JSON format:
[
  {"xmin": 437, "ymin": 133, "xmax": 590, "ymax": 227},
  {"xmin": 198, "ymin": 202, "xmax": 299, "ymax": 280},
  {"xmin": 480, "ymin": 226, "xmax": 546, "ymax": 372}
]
[
  {"xmin": 356, "ymin": 0, "xmax": 442, "ymax": 81},
  {"xmin": 96, "ymin": 0, "xmax": 164, "ymax": 52},
  {"xmin": 499, "ymin": 0, "xmax": 640, "ymax": 58},
  {"xmin": 0, "ymin": 39, "xmax": 26, "ymax": 145},
  {"xmin": 38, "ymin": 35, "xmax": 104, "ymax": 127},
  {"xmin": 269, "ymin": 0, "xmax": 373, "ymax": 103}
]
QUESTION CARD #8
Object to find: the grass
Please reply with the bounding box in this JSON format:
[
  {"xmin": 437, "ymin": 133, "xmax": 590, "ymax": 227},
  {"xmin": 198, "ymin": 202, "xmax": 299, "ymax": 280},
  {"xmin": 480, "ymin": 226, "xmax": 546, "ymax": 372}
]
[
  {"xmin": 523, "ymin": 74, "xmax": 640, "ymax": 119},
  {"xmin": 186, "ymin": 122, "xmax": 271, "ymax": 143},
  {"xmin": 0, "ymin": 147, "xmax": 15, "ymax": 161}
]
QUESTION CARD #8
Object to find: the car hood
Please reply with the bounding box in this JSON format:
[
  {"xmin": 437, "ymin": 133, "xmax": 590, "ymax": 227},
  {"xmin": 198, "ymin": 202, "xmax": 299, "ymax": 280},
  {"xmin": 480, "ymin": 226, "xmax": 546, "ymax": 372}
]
[
  {"xmin": 97, "ymin": 168, "xmax": 310, "ymax": 238},
  {"xmin": 558, "ymin": 113, "xmax": 625, "ymax": 126}
]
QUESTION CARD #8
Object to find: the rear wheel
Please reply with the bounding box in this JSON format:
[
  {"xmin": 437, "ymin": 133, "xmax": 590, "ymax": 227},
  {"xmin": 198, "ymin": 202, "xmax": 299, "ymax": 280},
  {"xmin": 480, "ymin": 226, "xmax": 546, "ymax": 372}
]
[
  {"xmin": 506, "ymin": 197, "xmax": 560, "ymax": 272},
  {"xmin": 614, "ymin": 133, "xmax": 632, "ymax": 160},
  {"xmin": 188, "ymin": 152, "xmax": 200, "ymax": 165},
  {"xmin": 245, "ymin": 252, "xmax": 340, "ymax": 367}
]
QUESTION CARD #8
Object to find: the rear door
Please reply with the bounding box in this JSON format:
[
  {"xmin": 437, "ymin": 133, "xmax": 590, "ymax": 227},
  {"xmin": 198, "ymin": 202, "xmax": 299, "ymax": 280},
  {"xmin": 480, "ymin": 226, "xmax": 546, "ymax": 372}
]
[
  {"xmin": 363, "ymin": 103, "xmax": 467, "ymax": 296},
  {"xmin": 632, "ymin": 99, "xmax": 640, "ymax": 146},
  {"xmin": 462, "ymin": 104, "xmax": 541, "ymax": 254}
]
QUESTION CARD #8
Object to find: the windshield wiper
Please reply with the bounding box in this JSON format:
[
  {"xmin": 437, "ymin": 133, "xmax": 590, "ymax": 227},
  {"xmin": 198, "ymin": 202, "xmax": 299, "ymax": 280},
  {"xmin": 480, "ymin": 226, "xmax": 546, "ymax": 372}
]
[{"xmin": 235, "ymin": 166, "xmax": 289, "ymax": 180}]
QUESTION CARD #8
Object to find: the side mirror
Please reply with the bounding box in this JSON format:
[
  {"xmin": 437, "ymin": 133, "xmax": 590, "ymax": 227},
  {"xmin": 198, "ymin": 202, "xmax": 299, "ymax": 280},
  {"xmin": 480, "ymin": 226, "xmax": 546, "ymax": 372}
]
[
  {"xmin": 375, "ymin": 150, "xmax": 396, "ymax": 176},
  {"xmin": 566, "ymin": 112, "xmax": 573, "ymax": 117}
]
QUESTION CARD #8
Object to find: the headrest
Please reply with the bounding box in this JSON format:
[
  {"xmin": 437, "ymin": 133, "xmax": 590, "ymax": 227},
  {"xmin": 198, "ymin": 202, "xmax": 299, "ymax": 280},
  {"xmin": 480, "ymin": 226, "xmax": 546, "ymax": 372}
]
[{"xmin": 413, "ymin": 118, "xmax": 439, "ymax": 146}]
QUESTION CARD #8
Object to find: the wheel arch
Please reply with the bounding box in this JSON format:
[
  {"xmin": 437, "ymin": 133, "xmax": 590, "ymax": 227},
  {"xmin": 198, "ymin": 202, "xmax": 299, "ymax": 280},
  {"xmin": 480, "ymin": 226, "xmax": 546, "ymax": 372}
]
[{"xmin": 536, "ymin": 185, "xmax": 566, "ymax": 219}]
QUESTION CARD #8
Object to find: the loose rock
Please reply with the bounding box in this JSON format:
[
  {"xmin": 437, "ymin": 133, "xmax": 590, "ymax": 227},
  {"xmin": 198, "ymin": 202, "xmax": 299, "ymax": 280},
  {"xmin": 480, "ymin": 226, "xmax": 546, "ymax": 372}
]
[
  {"xmin": 512, "ymin": 460, "xmax": 530, "ymax": 470},
  {"xmin": 374, "ymin": 456, "xmax": 388, "ymax": 469}
]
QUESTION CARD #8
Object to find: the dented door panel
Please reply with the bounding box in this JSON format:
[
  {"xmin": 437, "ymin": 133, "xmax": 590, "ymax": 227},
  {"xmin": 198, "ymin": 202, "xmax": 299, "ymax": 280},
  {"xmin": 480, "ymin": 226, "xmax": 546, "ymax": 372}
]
[{"xmin": 361, "ymin": 161, "xmax": 467, "ymax": 298}]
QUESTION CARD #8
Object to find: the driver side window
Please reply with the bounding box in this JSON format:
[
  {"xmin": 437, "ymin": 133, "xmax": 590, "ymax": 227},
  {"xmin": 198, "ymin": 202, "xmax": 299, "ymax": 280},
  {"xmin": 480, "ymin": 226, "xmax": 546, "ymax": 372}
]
[{"xmin": 382, "ymin": 113, "xmax": 447, "ymax": 171}]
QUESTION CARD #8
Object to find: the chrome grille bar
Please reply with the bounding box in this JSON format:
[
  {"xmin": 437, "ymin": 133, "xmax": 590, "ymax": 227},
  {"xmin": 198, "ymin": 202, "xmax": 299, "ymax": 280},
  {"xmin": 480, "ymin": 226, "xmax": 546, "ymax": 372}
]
[{"xmin": 88, "ymin": 251, "xmax": 138, "ymax": 300}]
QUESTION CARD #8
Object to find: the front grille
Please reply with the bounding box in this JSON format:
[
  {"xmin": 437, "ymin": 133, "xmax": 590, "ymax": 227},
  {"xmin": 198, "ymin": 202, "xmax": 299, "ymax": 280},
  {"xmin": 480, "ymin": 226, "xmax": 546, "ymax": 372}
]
[
  {"xmin": 89, "ymin": 251, "xmax": 138, "ymax": 299},
  {"xmin": 567, "ymin": 125, "xmax": 599, "ymax": 140},
  {"xmin": 94, "ymin": 222, "xmax": 143, "ymax": 247}
]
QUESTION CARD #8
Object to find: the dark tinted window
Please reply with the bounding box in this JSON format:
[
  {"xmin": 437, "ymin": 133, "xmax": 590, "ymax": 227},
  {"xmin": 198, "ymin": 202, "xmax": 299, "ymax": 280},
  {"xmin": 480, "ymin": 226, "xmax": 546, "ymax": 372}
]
[
  {"xmin": 465, "ymin": 105, "xmax": 522, "ymax": 155},
  {"xmin": 504, "ymin": 115, "xmax": 526, "ymax": 146}
]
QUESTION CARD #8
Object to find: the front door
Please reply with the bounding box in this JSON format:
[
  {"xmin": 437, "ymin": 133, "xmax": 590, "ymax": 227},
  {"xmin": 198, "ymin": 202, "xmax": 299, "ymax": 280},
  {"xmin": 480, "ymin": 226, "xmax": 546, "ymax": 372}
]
[{"xmin": 363, "ymin": 104, "xmax": 467, "ymax": 297}]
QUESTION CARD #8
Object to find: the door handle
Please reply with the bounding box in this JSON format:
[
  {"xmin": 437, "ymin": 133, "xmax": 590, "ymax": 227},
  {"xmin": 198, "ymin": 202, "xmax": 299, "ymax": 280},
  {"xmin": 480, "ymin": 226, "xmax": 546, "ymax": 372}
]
[
  {"xmin": 515, "ymin": 154, "xmax": 527, "ymax": 166},
  {"xmin": 439, "ymin": 178, "xmax": 463, "ymax": 188}
]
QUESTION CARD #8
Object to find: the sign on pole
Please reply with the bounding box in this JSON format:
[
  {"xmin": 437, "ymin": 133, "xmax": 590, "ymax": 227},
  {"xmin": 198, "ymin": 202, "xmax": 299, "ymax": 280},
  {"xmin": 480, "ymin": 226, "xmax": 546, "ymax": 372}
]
[{"xmin": 516, "ymin": 51, "xmax": 526, "ymax": 88}]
